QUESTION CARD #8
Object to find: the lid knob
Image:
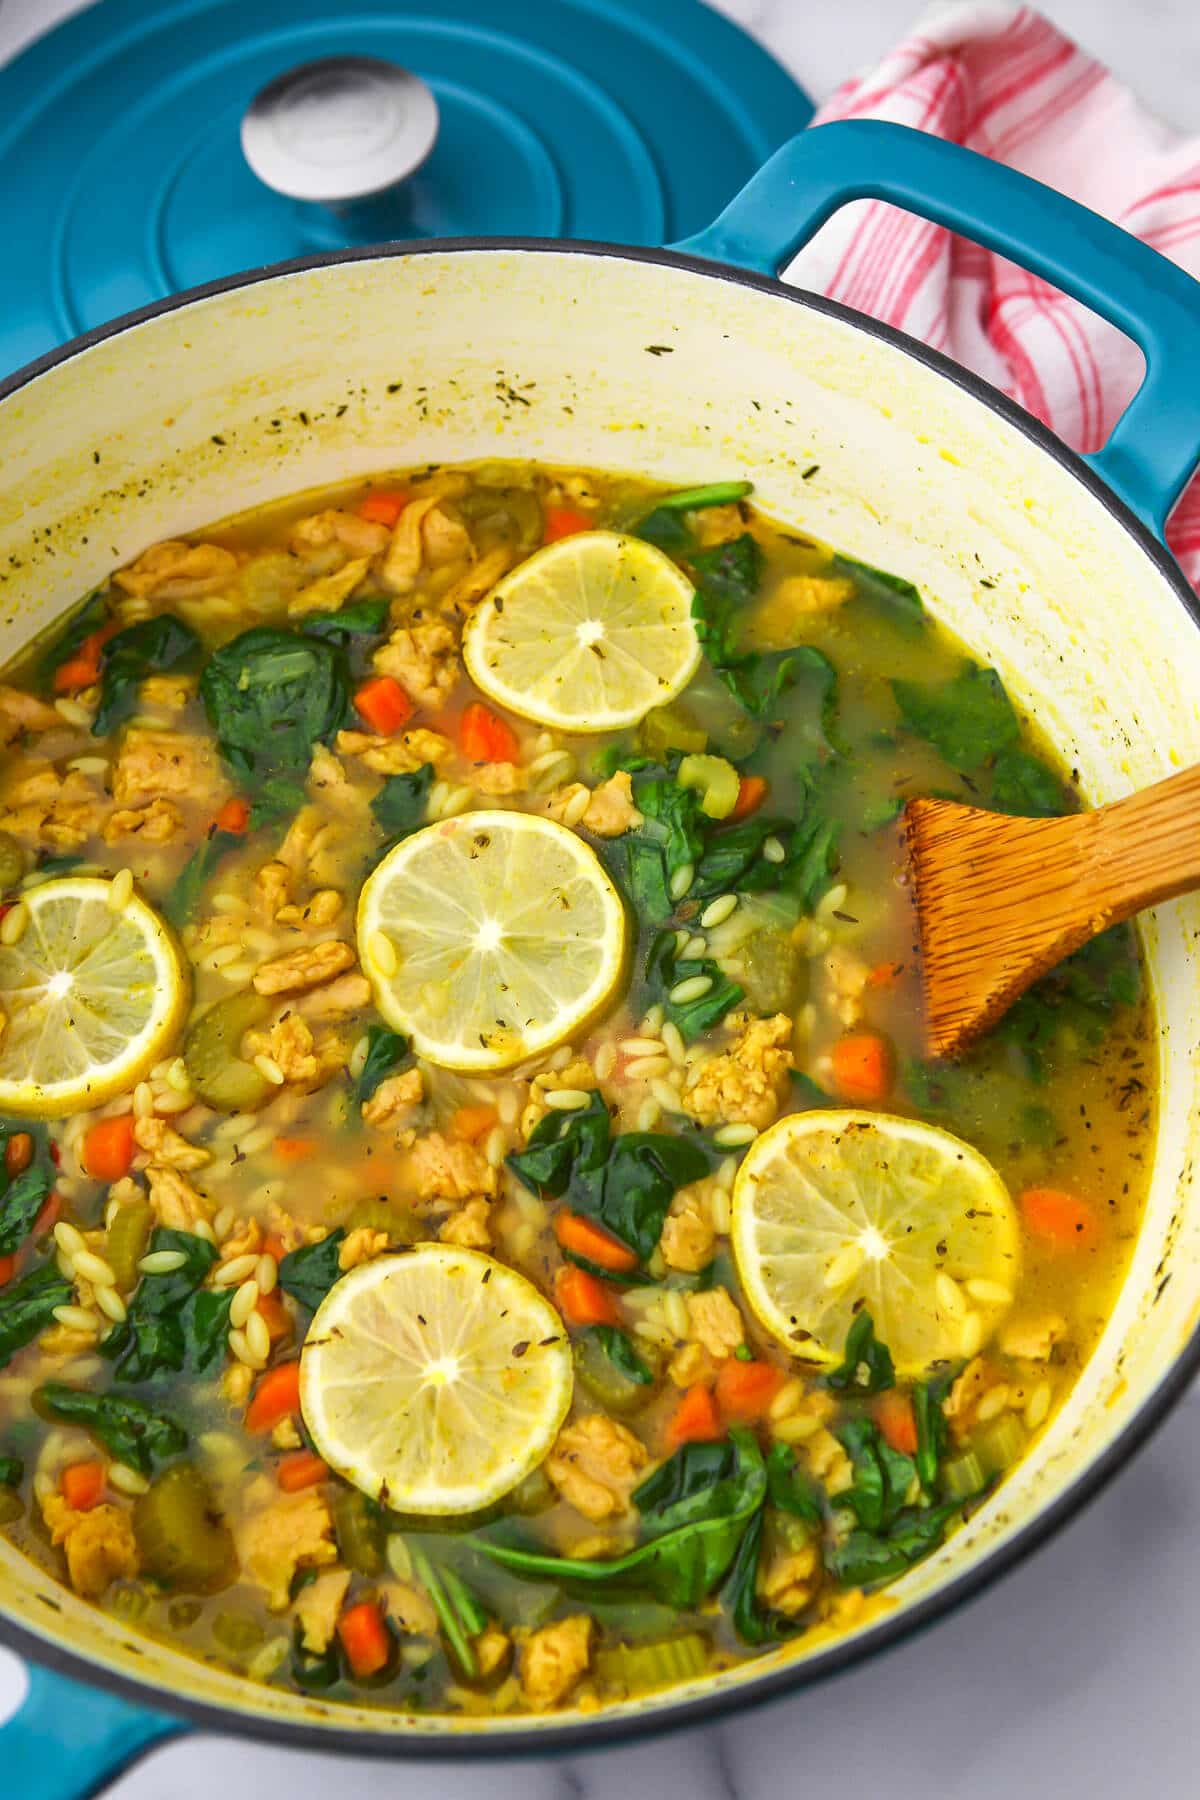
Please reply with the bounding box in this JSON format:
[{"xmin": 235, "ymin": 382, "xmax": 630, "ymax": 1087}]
[{"xmin": 241, "ymin": 55, "xmax": 439, "ymax": 207}]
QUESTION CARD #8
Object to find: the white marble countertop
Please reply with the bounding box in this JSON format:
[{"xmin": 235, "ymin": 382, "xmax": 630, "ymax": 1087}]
[{"xmin": 1, "ymin": 0, "xmax": 1197, "ymax": 1793}]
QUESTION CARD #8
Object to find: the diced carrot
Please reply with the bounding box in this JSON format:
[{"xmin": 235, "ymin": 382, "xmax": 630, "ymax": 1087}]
[
  {"xmin": 82, "ymin": 1116, "xmax": 136, "ymax": 1183},
  {"xmin": 357, "ymin": 491, "xmax": 408, "ymax": 528},
  {"xmin": 666, "ymin": 1384, "xmax": 722, "ymax": 1447},
  {"xmin": 554, "ymin": 1265, "xmax": 621, "ymax": 1328},
  {"xmin": 1020, "ymin": 1186, "xmax": 1099, "ymax": 1251},
  {"xmin": 244, "ymin": 1361, "xmax": 302, "ymax": 1433},
  {"xmin": 262, "ymin": 1234, "xmax": 288, "ymax": 1264},
  {"xmin": 255, "ymin": 1291, "xmax": 293, "ymax": 1344},
  {"xmin": 451, "ymin": 1104, "xmax": 499, "ymax": 1143},
  {"xmin": 459, "ymin": 701, "xmax": 519, "ymax": 764},
  {"xmin": 60, "ymin": 1461, "xmax": 106, "ymax": 1512},
  {"xmin": 4, "ymin": 1132, "xmax": 33, "ymax": 1177},
  {"xmin": 554, "ymin": 1211, "xmax": 639, "ymax": 1274},
  {"xmin": 276, "ymin": 1450, "xmax": 329, "ymax": 1493},
  {"xmin": 34, "ymin": 1193, "xmax": 61, "ymax": 1236},
  {"xmin": 273, "ymin": 1136, "xmax": 317, "ymax": 1163},
  {"xmin": 214, "ymin": 796, "xmax": 251, "ymax": 835},
  {"xmin": 354, "ymin": 675, "xmax": 413, "ymax": 737},
  {"xmin": 830, "ymin": 1030, "xmax": 894, "ymax": 1104},
  {"xmin": 53, "ymin": 624, "xmax": 118, "ymax": 694},
  {"xmin": 542, "ymin": 506, "xmax": 593, "ymax": 543},
  {"xmin": 865, "ymin": 960, "xmax": 904, "ymax": 990},
  {"xmin": 338, "ymin": 1600, "xmax": 392, "ymax": 1680},
  {"xmin": 0, "ymin": 1254, "xmax": 16, "ymax": 1287},
  {"xmin": 874, "ymin": 1390, "xmax": 918, "ymax": 1456},
  {"xmin": 715, "ymin": 1358, "xmax": 784, "ymax": 1425},
  {"xmin": 730, "ymin": 775, "xmax": 768, "ymax": 821}
]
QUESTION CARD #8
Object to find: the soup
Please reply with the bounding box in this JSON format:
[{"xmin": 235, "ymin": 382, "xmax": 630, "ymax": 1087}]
[{"xmin": 0, "ymin": 462, "xmax": 1151, "ymax": 1714}]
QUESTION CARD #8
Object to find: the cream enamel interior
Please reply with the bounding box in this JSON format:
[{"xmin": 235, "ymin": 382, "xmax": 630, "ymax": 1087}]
[{"xmin": 1, "ymin": 246, "xmax": 1198, "ymax": 1741}]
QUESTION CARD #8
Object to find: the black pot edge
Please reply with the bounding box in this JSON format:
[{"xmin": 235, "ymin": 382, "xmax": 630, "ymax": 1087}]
[{"xmin": 1, "ymin": 234, "xmax": 1198, "ymax": 1762}]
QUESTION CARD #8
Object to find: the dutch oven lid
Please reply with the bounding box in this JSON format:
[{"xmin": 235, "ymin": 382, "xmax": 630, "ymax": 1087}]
[{"xmin": 0, "ymin": 0, "xmax": 812, "ymax": 378}]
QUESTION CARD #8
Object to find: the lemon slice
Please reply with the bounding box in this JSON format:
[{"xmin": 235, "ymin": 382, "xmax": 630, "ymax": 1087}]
[
  {"xmin": 300, "ymin": 1245, "xmax": 573, "ymax": 1514},
  {"xmin": 731, "ymin": 1110, "xmax": 1019, "ymax": 1375},
  {"xmin": 462, "ymin": 529, "xmax": 701, "ymax": 731},
  {"xmin": 357, "ymin": 810, "xmax": 626, "ymax": 1072},
  {"xmin": 0, "ymin": 877, "xmax": 188, "ymax": 1118}
]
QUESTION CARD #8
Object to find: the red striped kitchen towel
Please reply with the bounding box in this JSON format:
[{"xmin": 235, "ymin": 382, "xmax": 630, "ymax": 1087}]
[{"xmin": 788, "ymin": 3, "xmax": 1200, "ymax": 575}]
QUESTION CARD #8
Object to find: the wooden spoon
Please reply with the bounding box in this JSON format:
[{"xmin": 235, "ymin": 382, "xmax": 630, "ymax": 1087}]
[{"xmin": 904, "ymin": 762, "xmax": 1200, "ymax": 1059}]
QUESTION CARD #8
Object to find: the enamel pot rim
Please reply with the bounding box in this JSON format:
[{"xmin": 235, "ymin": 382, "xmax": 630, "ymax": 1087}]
[{"xmin": 1, "ymin": 234, "xmax": 1198, "ymax": 1759}]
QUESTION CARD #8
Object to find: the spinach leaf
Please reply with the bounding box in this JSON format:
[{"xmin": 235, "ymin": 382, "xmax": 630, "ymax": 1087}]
[
  {"xmin": 0, "ymin": 1123, "xmax": 52, "ymax": 1255},
  {"xmin": 580, "ymin": 1133, "xmax": 709, "ymax": 1265},
  {"xmin": 0, "ymin": 1264, "xmax": 73, "ymax": 1370},
  {"xmin": 837, "ymin": 1416, "xmax": 917, "ymax": 1532},
  {"xmin": 997, "ymin": 923, "xmax": 1140, "ymax": 1081},
  {"xmin": 764, "ymin": 1443, "xmax": 823, "ymax": 1524},
  {"xmin": 914, "ymin": 1375, "xmax": 952, "ymax": 1490},
  {"xmin": 37, "ymin": 1383, "xmax": 187, "ymax": 1478},
  {"xmin": 165, "ymin": 773, "xmax": 305, "ymax": 929},
  {"xmin": 634, "ymin": 1438, "xmax": 738, "ymax": 1519},
  {"xmin": 507, "ymin": 1092, "xmax": 705, "ymax": 1264},
  {"xmin": 693, "ymin": 798, "xmax": 839, "ymax": 914},
  {"xmin": 0, "ymin": 1166, "xmax": 51, "ymax": 1252},
  {"xmin": 988, "ymin": 747, "xmax": 1066, "ymax": 817},
  {"xmin": 184, "ymin": 1289, "xmax": 235, "ymax": 1374},
  {"xmin": 825, "ymin": 1498, "xmax": 966, "ymax": 1588},
  {"xmin": 585, "ymin": 1325, "xmax": 653, "ymax": 1385},
  {"xmin": 624, "ymin": 774, "xmax": 706, "ymax": 918},
  {"xmin": 93, "ymin": 615, "xmax": 202, "ymax": 737},
  {"xmin": 826, "ymin": 1310, "xmax": 895, "ymax": 1395},
  {"xmin": 789, "ymin": 1071, "xmax": 832, "ymax": 1111},
  {"xmin": 278, "ymin": 1231, "xmax": 346, "ymax": 1313},
  {"xmin": 101, "ymin": 1228, "xmax": 218, "ymax": 1382},
  {"xmin": 353, "ymin": 1026, "xmax": 410, "ymax": 1107},
  {"xmin": 633, "ymin": 482, "xmax": 752, "ymax": 553},
  {"xmin": 479, "ymin": 1430, "xmax": 766, "ymax": 1607},
  {"xmin": 833, "ymin": 555, "xmax": 925, "ymax": 629},
  {"xmin": 39, "ymin": 591, "xmax": 110, "ymax": 690},
  {"xmin": 892, "ymin": 660, "xmax": 1019, "ymax": 771},
  {"xmin": 200, "ymin": 626, "xmax": 350, "ymax": 778},
  {"xmin": 371, "ymin": 765, "xmax": 435, "ymax": 853},
  {"xmin": 860, "ymin": 794, "xmax": 903, "ymax": 833},
  {"xmin": 300, "ymin": 599, "xmax": 390, "ymax": 645},
  {"xmin": 724, "ymin": 1508, "xmax": 804, "ymax": 1646},
  {"xmin": 507, "ymin": 1092, "xmax": 611, "ymax": 1198},
  {"xmin": 689, "ymin": 536, "xmax": 842, "ymax": 722},
  {"xmin": 644, "ymin": 932, "xmax": 743, "ymax": 1042},
  {"xmin": 0, "ymin": 1454, "xmax": 23, "ymax": 1487}
]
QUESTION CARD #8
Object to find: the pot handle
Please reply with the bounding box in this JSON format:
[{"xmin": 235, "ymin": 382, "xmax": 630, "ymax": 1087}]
[
  {"xmin": 675, "ymin": 120, "xmax": 1200, "ymax": 537},
  {"xmin": 4, "ymin": 1661, "xmax": 184, "ymax": 1799}
]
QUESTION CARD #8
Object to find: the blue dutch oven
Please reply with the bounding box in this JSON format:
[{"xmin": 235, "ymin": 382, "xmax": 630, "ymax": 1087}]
[{"xmin": 3, "ymin": 120, "xmax": 1200, "ymax": 1793}]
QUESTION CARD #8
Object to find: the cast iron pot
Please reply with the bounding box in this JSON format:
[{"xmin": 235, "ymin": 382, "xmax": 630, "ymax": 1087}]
[{"xmin": 2, "ymin": 121, "xmax": 1200, "ymax": 1797}]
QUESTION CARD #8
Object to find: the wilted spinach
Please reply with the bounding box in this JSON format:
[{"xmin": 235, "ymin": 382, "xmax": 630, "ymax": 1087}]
[
  {"xmin": 37, "ymin": 1383, "xmax": 187, "ymax": 1477},
  {"xmin": 200, "ymin": 626, "xmax": 350, "ymax": 777},
  {"xmin": 101, "ymin": 1228, "xmax": 220, "ymax": 1382},
  {"xmin": 0, "ymin": 1264, "xmax": 72, "ymax": 1370},
  {"xmin": 278, "ymin": 1230, "xmax": 347, "ymax": 1313},
  {"xmin": 93, "ymin": 615, "xmax": 202, "ymax": 737}
]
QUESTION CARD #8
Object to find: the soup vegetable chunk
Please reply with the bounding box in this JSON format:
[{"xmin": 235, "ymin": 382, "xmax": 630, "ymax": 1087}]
[{"xmin": 0, "ymin": 463, "xmax": 1151, "ymax": 1715}]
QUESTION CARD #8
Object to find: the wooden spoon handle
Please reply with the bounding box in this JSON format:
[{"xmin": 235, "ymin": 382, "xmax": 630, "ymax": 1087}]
[{"xmin": 1082, "ymin": 760, "xmax": 1200, "ymax": 918}]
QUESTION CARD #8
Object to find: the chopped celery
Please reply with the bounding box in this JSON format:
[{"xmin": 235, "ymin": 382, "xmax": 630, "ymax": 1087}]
[
  {"xmin": 593, "ymin": 1632, "xmax": 711, "ymax": 1691},
  {"xmin": 105, "ymin": 1198, "xmax": 152, "ymax": 1291},
  {"xmin": 344, "ymin": 1196, "xmax": 424, "ymax": 1245},
  {"xmin": 574, "ymin": 1331, "xmax": 656, "ymax": 1415},
  {"xmin": 677, "ymin": 753, "xmax": 740, "ymax": 820},
  {"xmin": 132, "ymin": 1465, "xmax": 237, "ymax": 1593},
  {"xmin": 638, "ymin": 703, "xmax": 707, "ymax": 759},
  {"xmin": 970, "ymin": 1412, "xmax": 1026, "ymax": 1477},
  {"xmin": 183, "ymin": 990, "xmax": 274, "ymax": 1112},
  {"xmin": 332, "ymin": 1487, "xmax": 384, "ymax": 1575},
  {"xmin": 213, "ymin": 1610, "xmax": 267, "ymax": 1655},
  {"xmin": 939, "ymin": 1450, "xmax": 985, "ymax": 1502}
]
